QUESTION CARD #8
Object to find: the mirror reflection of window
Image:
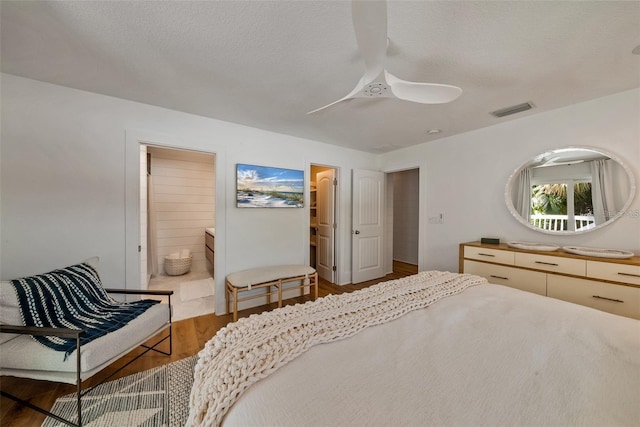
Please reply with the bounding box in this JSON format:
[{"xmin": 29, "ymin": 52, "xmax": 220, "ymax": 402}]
[
  {"xmin": 506, "ymin": 147, "xmax": 635, "ymax": 235},
  {"xmin": 530, "ymin": 181, "xmax": 594, "ymax": 231}
]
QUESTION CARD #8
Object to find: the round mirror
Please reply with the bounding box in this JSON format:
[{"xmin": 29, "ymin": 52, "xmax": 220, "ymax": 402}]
[{"xmin": 505, "ymin": 146, "xmax": 636, "ymax": 235}]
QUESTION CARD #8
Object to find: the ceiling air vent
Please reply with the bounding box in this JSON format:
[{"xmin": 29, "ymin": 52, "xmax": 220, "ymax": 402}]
[{"xmin": 490, "ymin": 102, "xmax": 535, "ymax": 118}]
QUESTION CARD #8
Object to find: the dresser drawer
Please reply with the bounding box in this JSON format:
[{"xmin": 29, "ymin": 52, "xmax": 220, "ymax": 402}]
[
  {"xmin": 464, "ymin": 246, "xmax": 514, "ymax": 265},
  {"xmin": 463, "ymin": 260, "xmax": 546, "ymax": 296},
  {"xmin": 547, "ymin": 275, "xmax": 640, "ymax": 319},
  {"xmin": 587, "ymin": 261, "xmax": 640, "ymax": 286},
  {"xmin": 515, "ymin": 252, "xmax": 585, "ymax": 276}
]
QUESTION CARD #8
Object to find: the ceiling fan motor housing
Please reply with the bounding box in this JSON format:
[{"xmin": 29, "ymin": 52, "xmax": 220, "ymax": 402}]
[{"xmin": 363, "ymin": 82, "xmax": 389, "ymax": 96}]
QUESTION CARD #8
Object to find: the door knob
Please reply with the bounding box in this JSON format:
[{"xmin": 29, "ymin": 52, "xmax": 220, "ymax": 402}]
[{"xmin": 354, "ymin": 230, "xmax": 360, "ymax": 234}]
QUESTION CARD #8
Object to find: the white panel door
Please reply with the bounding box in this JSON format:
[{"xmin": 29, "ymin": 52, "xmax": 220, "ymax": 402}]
[
  {"xmin": 352, "ymin": 169, "xmax": 384, "ymax": 283},
  {"xmin": 316, "ymin": 169, "xmax": 336, "ymax": 283}
]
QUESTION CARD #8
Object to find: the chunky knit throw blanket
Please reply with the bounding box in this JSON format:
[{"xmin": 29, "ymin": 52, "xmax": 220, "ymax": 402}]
[
  {"xmin": 187, "ymin": 270, "xmax": 488, "ymax": 426},
  {"xmin": 11, "ymin": 262, "xmax": 159, "ymax": 359}
]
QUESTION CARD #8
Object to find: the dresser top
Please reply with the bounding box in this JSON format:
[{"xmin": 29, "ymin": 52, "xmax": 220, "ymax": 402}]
[{"xmin": 461, "ymin": 241, "xmax": 640, "ymax": 266}]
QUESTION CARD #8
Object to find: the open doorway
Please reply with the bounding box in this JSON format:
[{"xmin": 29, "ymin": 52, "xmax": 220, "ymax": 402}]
[
  {"xmin": 388, "ymin": 168, "xmax": 419, "ymax": 275},
  {"xmin": 310, "ymin": 164, "xmax": 338, "ymax": 284},
  {"xmin": 140, "ymin": 145, "xmax": 216, "ymax": 321},
  {"xmin": 350, "ymin": 168, "xmax": 419, "ymax": 284}
]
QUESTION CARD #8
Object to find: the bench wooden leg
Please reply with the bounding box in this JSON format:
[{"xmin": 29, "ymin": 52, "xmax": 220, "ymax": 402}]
[
  {"xmin": 313, "ymin": 272, "xmax": 318, "ymax": 300},
  {"xmin": 233, "ymin": 287, "xmax": 239, "ymax": 322},
  {"xmin": 226, "ymin": 269, "xmax": 317, "ymax": 320}
]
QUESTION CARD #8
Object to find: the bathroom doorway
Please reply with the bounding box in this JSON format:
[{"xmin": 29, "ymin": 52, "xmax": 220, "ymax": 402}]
[{"xmin": 140, "ymin": 145, "xmax": 216, "ymax": 321}]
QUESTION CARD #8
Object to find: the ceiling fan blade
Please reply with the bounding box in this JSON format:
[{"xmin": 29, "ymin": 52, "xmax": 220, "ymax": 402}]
[
  {"xmin": 307, "ymin": 75, "xmax": 368, "ymax": 114},
  {"xmin": 351, "ymin": 0, "xmax": 388, "ymax": 81},
  {"xmin": 308, "ymin": 1, "xmax": 387, "ymax": 114},
  {"xmin": 306, "ymin": 96, "xmax": 352, "ymax": 115},
  {"xmin": 385, "ymin": 71, "xmax": 463, "ymax": 104},
  {"xmin": 308, "ymin": 0, "xmax": 462, "ymax": 113}
]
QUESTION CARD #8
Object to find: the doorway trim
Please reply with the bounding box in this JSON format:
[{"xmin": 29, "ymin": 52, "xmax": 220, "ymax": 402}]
[{"xmin": 125, "ymin": 129, "xmax": 228, "ymax": 314}]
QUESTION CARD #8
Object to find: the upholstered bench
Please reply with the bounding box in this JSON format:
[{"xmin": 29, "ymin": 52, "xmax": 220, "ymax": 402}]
[{"xmin": 225, "ymin": 265, "xmax": 318, "ymax": 321}]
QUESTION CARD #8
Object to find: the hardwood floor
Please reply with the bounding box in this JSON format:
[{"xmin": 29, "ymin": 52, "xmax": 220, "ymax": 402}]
[{"xmin": 0, "ymin": 261, "xmax": 417, "ymax": 426}]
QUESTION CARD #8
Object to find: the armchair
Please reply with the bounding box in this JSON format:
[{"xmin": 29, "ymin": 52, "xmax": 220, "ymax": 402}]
[{"xmin": 0, "ymin": 260, "xmax": 173, "ymax": 427}]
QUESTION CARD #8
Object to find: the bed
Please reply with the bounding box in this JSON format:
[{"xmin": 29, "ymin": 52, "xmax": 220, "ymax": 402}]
[{"xmin": 186, "ymin": 271, "xmax": 640, "ymax": 426}]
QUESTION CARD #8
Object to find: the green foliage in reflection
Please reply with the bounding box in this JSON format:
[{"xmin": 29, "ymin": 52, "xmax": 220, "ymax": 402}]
[{"xmin": 531, "ymin": 182, "xmax": 592, "ymax": 215}]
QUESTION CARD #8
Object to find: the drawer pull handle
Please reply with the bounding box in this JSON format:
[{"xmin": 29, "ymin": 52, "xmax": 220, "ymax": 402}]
[
  {"xmin": 535, "ymin": 261, "xmax": 558, "ymax": 266},
  {"xmin": 490, "ymin": 275, "xmax": 508, "ymax": 280},
  {"xmin": 592, "ymin": 295, "xmax": 624, "ymax": 303},
  {"xmin": 478, "ymin": 253, "xmax": 495, "ymax": 257},
  {"xmin": 617, "ymin": 272, "xmax": 640, "ymax": 278}
]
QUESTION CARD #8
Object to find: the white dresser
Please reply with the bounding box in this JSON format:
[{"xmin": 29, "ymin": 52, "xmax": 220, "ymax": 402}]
[{"xmin": 459, "ymin": 242, "xmax": 640, "ymax": 319}]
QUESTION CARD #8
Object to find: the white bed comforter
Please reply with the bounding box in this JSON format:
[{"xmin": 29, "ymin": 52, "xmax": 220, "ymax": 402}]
[
  {"xmin": 194, "ymin": 273, "xmax": 640, "ymax": 426},
  {"xmin": 189, "ymin": 271, "xmax": 485, "ymax": 426}
]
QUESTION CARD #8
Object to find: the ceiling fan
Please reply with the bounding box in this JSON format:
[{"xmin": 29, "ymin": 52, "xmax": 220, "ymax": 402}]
[{"xmin": 308, "ymin": 0, "xmax": 462, "ymax": 114}]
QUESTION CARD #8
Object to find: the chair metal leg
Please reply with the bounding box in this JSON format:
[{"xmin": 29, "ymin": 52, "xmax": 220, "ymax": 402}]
[
  {"xmin": 1, "ymin": 332, "xmax": 84, "ymax": 426},
  {"xmin": 76, "ymin": 333, "xmax": 82, "ymax": 426},
  {"xmin": 2, "ymin": 325, "xmax": 172, "ymax": 426},
  {"xmin": 1, "ymin": 390, "xmax": 80, "ymax": 427},
  {"xmin": 104, "ymin": 327, "xmax": 172, "ymax": 386}
]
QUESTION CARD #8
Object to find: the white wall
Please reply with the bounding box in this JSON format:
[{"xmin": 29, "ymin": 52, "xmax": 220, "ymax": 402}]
[
  {"xmin": 380, "ymin": 88, "xmax": 640, "ymax": 273},
  {"xmin": 2, "ymin": 73, "xmax": 638, "ymax": 313},
  {"xmin": 0, "ymin": 74, "xmax": 378, "ymax": 314}
]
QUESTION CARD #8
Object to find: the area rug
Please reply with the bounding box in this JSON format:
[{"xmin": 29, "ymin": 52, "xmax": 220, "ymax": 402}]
[
  {"xmin": 179, "ymin": 278, "xmax": 215, "ymax": 302},
  {"xmin": 43, "ymin": 356, "xmax": 197, "ymax": 427}
]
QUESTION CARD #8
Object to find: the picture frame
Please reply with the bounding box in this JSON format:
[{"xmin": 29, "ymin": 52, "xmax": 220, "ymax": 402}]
[{"xmin": 236, "ymin": 163, "xmax": 304, "ymax": 208}]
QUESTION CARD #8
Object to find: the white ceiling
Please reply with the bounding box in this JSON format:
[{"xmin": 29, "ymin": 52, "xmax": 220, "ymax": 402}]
[{"xmin": 2, "ymin": 1, "xmax": 639, "ymax": 153}]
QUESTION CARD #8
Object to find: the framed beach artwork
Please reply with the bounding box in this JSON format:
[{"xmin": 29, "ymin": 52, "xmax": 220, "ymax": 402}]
[{"xmin": 236, "ymin": 163, "xmax": 304, "ymax": 208}]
